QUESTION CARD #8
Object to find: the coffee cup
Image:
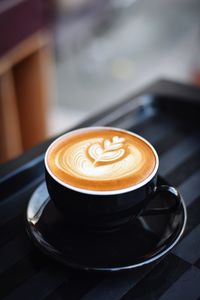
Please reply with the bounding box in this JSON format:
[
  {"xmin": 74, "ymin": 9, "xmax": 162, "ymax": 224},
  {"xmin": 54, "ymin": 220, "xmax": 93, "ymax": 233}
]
[{"xmin": 45, "ymin": 127, "xmax": 181, "ymax": 231}]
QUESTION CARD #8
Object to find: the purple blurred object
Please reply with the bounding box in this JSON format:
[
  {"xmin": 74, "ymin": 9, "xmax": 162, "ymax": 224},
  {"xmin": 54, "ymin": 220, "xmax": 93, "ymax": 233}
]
[{"xmin": 0, "ymin": 0, "xmax": 50, "ymax": 57}]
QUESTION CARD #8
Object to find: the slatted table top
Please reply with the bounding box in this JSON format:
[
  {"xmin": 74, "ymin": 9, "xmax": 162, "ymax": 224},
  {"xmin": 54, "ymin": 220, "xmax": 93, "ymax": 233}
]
[{"xmin": 0, "ymin": 80, "xmax": 200, "ymax": 300}]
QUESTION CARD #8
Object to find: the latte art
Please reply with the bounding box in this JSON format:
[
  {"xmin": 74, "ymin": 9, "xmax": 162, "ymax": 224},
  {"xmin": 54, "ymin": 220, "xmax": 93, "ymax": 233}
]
[
  {"xmin": 55, "ymin": 136, "xmax": 142, "ymax": 181},
  {"xmin": 88, "ymin": 136, "xmax": 125, "ymax": 165},
  {"xmin": 47, "ymin": 128, "xmax": 157, "ymax": 191}
]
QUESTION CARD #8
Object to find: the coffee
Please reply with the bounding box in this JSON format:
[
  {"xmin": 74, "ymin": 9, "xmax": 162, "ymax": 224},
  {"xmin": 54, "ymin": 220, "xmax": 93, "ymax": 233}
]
[{"xmin": 46, "ymin": 127, "xmax": 157, "ymax": 191}]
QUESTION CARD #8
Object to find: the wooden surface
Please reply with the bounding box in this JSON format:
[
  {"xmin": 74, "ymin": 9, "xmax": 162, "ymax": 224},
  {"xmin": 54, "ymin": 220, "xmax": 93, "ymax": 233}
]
[
  {"xmin": 0, "ymin": 31, "xmax": 49, "ymax": 76},
  {"xmin": 13, "ymin": 43, "xmax": 50, "ymax": 150},
  {"xmin": 0, "ymin": 70, "xmax": 22, "ymax": 163},
  {"xmin": 0, "ymin": 31, "xmax": 52, "ymax": 163}
]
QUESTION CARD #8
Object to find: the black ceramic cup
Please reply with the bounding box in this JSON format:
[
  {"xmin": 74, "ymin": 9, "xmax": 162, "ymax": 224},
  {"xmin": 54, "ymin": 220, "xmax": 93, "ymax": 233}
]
[{"xmin": 45, "ymin": 127, "xmax": 181, "ymax": 231}]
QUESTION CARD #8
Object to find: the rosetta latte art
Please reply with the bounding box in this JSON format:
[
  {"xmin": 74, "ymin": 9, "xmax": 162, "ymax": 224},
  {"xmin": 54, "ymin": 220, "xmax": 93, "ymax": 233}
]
[
  {"xmin": 47, "ymin": 128, "xmax": 157, "ymax": 190},
  {"xmin": 55, "ymin": 136, "xmax": 144, "ymax": 180},
  {"xmin": 88, "ymin": 136, "xmax": 125, "ymax": 165}
]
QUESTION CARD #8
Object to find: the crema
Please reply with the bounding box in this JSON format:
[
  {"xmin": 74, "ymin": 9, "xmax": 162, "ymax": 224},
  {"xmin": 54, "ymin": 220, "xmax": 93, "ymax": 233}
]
[{"xmin": 47, "ymin": 128, "xmax": 157, "ymax": 191}]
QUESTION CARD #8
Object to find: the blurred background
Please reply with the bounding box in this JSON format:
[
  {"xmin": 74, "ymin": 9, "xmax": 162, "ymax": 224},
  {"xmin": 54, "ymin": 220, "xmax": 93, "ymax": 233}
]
[{"xmin": 0, "ymin": 0, "xmax": 200, "ymax": 164}]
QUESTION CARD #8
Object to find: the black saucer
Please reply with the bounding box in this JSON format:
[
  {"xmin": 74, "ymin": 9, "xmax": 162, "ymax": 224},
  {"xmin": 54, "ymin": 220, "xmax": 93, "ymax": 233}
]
[{"xmin": 26, "ymin": 181, "xmax": 187, "ymax": 272}]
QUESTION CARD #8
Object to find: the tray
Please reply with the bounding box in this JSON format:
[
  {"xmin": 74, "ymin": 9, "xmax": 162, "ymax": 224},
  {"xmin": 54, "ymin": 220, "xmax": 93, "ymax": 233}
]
[{"xmin": 0, "ymin": 80, "xmax": 200, "ymax": 299}]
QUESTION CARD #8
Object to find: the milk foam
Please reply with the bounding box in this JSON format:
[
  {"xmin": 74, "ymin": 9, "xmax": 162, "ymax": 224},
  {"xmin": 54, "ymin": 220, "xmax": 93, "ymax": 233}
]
[
  {"xmin": 47, "ymin": 128, "xmax": 157, "ymax": 191},
  {"xmin": 55, "ymin": 136, "xmax": 144, "ymax": 181}
]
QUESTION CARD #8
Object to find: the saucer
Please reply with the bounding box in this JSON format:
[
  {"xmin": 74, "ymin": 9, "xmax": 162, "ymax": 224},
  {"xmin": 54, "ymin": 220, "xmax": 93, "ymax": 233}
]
[{"xmin": 26, "ymin": 181, "xmax": 187, "ymax": 272}]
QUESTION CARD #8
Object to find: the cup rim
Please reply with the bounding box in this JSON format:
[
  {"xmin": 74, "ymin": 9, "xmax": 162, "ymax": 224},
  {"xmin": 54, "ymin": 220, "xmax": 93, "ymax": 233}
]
[{"xmin": 45, "ymin": 126, "xmax": 159, "ymax": 195}]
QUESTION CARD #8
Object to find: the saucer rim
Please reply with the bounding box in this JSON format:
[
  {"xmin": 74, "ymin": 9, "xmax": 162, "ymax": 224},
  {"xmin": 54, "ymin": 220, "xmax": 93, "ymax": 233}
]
[{"xmin": 26, "ymin": 182, "xmax": 187, "ymax": 272}]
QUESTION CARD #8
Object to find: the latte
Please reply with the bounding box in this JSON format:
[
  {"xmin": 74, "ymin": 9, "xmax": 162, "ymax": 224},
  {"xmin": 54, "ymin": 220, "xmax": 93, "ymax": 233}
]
[{"xmin": 46, "ymin": 127, "xmax": 157, "ymax": 191}]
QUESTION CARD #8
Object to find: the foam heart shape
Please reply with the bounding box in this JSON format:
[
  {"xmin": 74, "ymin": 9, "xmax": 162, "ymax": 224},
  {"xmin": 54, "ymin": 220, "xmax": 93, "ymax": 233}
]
[{"xmin": 88, "ymin": 141, "xmax": 125, "ymax": 164}]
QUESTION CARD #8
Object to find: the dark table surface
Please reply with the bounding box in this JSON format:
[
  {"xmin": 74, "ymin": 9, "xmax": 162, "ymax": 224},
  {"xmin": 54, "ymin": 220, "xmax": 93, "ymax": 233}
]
[{"xmin": 0, "ymin": 79, "xmax": 200, "ymax": 300}]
